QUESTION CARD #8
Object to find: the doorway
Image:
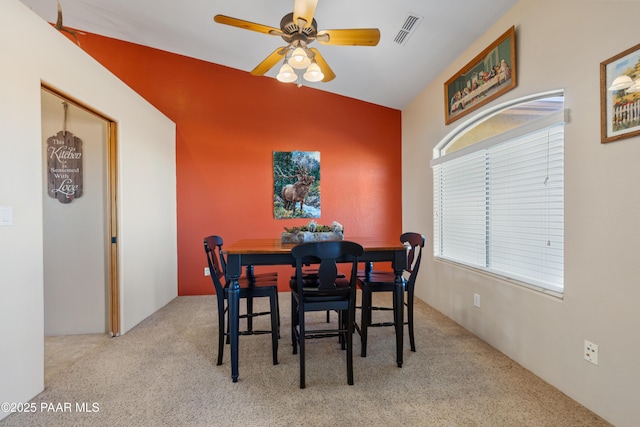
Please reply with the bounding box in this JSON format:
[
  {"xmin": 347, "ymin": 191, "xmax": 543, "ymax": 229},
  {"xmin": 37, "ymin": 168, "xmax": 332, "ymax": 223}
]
[{"xmin": 40, "ymin": 86, "xmax": 119, "ymax": 337}]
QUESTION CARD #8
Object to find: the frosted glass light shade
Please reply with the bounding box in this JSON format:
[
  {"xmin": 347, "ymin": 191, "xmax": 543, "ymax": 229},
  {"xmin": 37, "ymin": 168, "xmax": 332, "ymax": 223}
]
[
  {"xmin": 288, "ymin": 47, "xmax": 311, "ymax": 69},
  {"xmin": 277, "ymin": 64, "xmax": 297, "ymax": 83},
  {"xmin": 303, "ymin": 63, "xmax": 324, "ymax": 82}
]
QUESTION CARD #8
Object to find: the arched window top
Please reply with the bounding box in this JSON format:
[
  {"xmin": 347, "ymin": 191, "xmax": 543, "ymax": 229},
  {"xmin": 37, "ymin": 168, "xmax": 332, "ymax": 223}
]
[{"xmin": 434, "ymin": 90, "xmax": 565, "ymax": 159}]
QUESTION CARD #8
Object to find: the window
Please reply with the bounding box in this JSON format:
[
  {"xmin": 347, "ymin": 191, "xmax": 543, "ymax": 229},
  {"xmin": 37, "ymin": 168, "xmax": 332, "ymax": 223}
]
[{"xmin": 431, "ymin": 92, "xmax": 565, "ymax": 295}]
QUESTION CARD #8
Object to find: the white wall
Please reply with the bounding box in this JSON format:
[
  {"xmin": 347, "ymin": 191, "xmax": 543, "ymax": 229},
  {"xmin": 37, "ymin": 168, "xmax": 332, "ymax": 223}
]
[
  {"xmin": 403, "ymin": 1, "xmax": 640, "ymax": 426},
  {"xmin": 0, "ymin": 0, "xmax": 177, "ymax": 420}
]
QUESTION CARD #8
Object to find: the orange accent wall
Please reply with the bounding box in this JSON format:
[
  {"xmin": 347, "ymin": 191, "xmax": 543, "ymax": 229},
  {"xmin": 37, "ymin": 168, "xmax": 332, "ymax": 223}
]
[{"xmin": 74, "ymin": 32, "xmax": 402, "ymax": 294}]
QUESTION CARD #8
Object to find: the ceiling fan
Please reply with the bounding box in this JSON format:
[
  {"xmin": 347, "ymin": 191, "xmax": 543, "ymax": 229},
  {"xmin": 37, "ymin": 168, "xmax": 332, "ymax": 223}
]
[{"xmin": 213, "ymin": 0, "xmax": 380, "ymax": 84}]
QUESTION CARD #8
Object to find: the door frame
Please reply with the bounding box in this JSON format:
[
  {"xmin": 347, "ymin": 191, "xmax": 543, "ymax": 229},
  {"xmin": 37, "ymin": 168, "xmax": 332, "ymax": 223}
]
[{"xmin": 41, "ymin": 84, "xmax": 120, "ymax": 336}]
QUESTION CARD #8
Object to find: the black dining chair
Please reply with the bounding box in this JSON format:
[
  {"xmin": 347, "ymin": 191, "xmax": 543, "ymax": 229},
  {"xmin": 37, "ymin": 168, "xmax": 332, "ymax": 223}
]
[
  {"xmin": 290, "ymin": 240, "xmax": 364, "ymax": 388},
  {"xmin": 357, "ymin": 232, "xmax": 425, "ymax": 358},
  {"xmin": 204, "ymin": 235, "xmax": 279, "ymax": 366},
  {"xmin": 214, "ymin": 235, "xmax": 278, "ymax": 333}
]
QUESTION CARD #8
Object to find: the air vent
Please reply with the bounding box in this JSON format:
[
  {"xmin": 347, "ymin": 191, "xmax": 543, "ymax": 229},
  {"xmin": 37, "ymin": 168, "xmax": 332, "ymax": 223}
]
[{"xmin": 393, "ymin": 13, "xmax": 423, "ymax": 46}]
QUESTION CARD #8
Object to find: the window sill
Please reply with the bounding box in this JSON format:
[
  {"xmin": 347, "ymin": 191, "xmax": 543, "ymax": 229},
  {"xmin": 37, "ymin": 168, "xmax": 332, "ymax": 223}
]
[{"xmin": 433, "ymin": 256, "xmax": 564, "ymax": 300}]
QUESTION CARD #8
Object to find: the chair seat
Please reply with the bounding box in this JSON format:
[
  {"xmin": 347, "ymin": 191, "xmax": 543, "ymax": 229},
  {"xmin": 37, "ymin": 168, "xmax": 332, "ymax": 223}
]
[
  {"xmin": 245, "ymin": 271, "xmax": 278, "ymax": 281},
  {"xmin": 357, "ymin": 271, "xmax": 399, "ymax": 289},
  {"xmin": 292, "ymin": 267, "xmax": 346, "ymax": 280},
  {"xmin": 229, "ymin": 280, "xmax": 278, "ymax": 300},
  {"xmin": 357, "ymin": 270, "xmax": 395, "ymax": 281},
  {"xmin": 291, "ymin": 276, "xmax": 350, "ymax": 289},
  {"xmin": 356, "ymin": 277, "xmax": 400, "ymax": 292},
  {"xmin": 290, "ymin": 277, "xmax": 351, "ymax": 305},
  {"xmin": 290, "ymin": 273, "xmax": 349, "ymax": 324},
  {"xmin": 234, "ymin": 276, "xmax": 279, "ymax": 289}
]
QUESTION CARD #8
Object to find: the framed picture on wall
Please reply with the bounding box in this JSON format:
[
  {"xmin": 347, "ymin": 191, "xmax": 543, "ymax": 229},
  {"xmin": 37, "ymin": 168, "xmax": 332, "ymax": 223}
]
[
  {"xmin": 273, "ymin": 151, "xmax": 320, "ymax": 219},
  {"xmin": 444, "ymin": 26, "xmax": 517, "ymax": 125},
  {"xmin": 600, "ymin": 43, "xmax": 640, "ymax": 143}
]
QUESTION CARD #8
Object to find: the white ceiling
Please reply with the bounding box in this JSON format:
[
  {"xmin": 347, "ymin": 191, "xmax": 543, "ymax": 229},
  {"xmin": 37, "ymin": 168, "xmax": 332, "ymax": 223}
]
[{"xmin": 20, "ymin": 0, "xmax": 517, "ymax": 110}]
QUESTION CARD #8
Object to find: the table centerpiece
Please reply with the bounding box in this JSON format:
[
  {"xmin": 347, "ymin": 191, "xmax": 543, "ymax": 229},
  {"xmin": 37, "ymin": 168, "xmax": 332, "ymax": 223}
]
[{"xmin": 281, "ymin": 220, "xmax": 344, "ymax": 243}]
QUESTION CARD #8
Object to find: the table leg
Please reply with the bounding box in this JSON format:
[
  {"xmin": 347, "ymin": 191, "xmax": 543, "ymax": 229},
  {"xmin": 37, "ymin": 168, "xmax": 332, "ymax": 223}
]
[{"xmin": 227, "ymin": 256, "xmax": 241, "ymax": 382}]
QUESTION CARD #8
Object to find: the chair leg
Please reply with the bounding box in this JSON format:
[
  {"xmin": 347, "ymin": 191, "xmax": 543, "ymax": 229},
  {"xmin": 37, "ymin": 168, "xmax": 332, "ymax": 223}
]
[
  {"xmin": 360, "ymin": 286, "xmax": 371, "ymax": 357},
  {"xmin": 407, "ymin": 289, "xmax": 416, "ymax": 352},
  {"xmin": 291, "ymin": 295, "xmax": 298, "ymax": 354},
  {"xmin": 225, "ymin": 305, "xmax": 231, "ymax": 344},
  {"xmin": 339, "ymin": 310, "xmax": 345, "ymax": 349},
  {"xmin": 217, "ymin": 302, "xmax": 225, "ymax": 366},
  {"xmin": 270, "ymin": 292, "xmax": 279, "ymax": 365},
  {"xmin": 246, "ymin": 296, "xmax": 254, "ymax": 332},
  {"xmin": 347, "ymin": 306, "xmax": 354, "ymax": 385},
  {"xmin": 298, "ymin": 304, "xmax": 306, "ymax": 389},
  {"xmin": 276, "ymin": 292, "xmax": 281, "ymax": 338},
  {"xmin": 394, "ymin": 283, "xmax": 403, "ymax": 368}
]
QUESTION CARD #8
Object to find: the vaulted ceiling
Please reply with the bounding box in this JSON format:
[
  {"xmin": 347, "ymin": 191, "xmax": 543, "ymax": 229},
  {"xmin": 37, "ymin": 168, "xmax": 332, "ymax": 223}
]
[{"xmin": 20, "ymin": 0, "xmax": 517, "ymax": 109}]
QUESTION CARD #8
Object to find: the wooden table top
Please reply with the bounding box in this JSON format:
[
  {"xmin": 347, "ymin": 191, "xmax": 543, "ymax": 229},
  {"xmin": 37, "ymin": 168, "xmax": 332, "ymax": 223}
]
[{"xmin": 223, "ymin": 237, "xmax": 406, "ymax": 255}]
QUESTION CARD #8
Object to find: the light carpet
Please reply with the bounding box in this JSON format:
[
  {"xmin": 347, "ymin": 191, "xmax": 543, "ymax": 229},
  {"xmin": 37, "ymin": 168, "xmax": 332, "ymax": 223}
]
[{"xmin": 0, "ymin": 293, "xmax": 611, "ymax": 426}]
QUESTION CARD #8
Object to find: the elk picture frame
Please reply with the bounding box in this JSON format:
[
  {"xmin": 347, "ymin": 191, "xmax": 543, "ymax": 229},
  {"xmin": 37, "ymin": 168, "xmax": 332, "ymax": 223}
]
[
  {"xmin": 600, "ymin": 43, "xmax": 640, "ymax": 144},
  {"xmin": 273, "ymin": 151, "xmax": 320, "ymax": 219},
  {"xmin": 444, "ymin": 26, "xmax": 517, "ymax": 125}
]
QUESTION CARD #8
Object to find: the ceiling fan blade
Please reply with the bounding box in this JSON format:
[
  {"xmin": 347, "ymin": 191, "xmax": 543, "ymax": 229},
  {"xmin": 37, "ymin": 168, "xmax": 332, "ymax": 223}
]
[
  {"xmin": 316, "ymin": 28, "xmax": 381, "ymax": 46},
  {"xmin": 310, "ymin": 48, "xmax": 335, "ymax": 82},
  {"xmin": 214, "ymin": 15, "xmax": 280, "ymax": 35},
  {"xmin": 293, "ymin": 0, "xmax": 318, "ymax": 28},
  {"xmin": 250, "ymin": 48, "xmax": 287, "ymax": 76}
]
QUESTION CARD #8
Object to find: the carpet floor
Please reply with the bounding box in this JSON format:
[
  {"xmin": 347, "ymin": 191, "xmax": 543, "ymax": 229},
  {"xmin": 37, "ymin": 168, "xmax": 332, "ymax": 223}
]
[{"xmin": 0, "ymin": 293, "xmax": 611, "ymax": 426}]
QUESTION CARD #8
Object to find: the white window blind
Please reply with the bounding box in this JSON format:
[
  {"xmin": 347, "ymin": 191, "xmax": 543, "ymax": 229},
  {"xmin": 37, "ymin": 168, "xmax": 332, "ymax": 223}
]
[{"xmin": 433, "ymin": 111, "xmax": 564, "ymax": 294}]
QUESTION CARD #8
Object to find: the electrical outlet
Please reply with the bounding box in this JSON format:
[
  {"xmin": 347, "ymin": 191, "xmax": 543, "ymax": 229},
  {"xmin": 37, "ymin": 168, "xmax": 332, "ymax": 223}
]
[
  {"xmin": 473, "ymin": 293, "xmax": 480, "ymax": 308},
  {"xmin": 584, "ymin": 340, "xmax": 598, "ymax": 365},
  {"xmin": 204, "ymin": 267, "xmax": 210, "ymax": 276}
]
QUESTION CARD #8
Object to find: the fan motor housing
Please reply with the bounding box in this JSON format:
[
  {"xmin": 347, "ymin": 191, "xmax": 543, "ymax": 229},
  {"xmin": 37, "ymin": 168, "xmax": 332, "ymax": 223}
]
[{"xmin": 280, "ymin": 12, "xmax": 318, "ymax": 38}]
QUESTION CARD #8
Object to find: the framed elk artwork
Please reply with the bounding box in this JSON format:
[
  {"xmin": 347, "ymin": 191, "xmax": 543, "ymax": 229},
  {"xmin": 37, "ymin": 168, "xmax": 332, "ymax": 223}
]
[{"xmin": 273, "ymin": 151, "xmax": 320, "ymax": 219}]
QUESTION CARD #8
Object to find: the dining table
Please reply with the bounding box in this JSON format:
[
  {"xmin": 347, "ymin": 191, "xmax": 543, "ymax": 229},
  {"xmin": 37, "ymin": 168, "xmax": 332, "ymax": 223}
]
[{"xmin": 223, "ymin": 236, "xmax": 408, "ymax": 382}]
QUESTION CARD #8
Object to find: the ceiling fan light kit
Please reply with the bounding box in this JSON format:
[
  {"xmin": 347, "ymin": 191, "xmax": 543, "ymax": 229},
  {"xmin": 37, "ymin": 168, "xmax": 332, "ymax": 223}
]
[
  {"xmin": 277, "ymin": 47, "xmax": 324, "ymax": 85},
  {"xmin": 213, "ymin": 0, "xmax": 380, "ymax": 87}
]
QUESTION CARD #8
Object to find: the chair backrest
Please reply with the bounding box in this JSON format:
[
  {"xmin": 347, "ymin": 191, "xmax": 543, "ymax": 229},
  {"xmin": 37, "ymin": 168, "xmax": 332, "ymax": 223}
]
[
  {"xmin": 400, "ymin": 232, "xmax": 425, "ymax": 288},
  {"xmin": 203, "ymin": 235, "xmax": 227, "ymax": 295},
  {"xmin": 291, "ymin": 241, "xmax": 364, "ymax": 294}
]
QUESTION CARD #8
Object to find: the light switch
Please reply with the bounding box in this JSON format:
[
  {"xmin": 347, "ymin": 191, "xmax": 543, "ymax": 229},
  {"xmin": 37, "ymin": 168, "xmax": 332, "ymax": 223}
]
[{"xmin": 0, "ymin": 206, "xmax": 13, "ymax": 226}]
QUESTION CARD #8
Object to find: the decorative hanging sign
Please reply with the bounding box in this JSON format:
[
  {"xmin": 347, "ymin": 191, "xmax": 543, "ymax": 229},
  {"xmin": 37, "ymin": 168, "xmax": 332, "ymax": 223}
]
[
  {"xmin": 47, "ymin": 130, "xmax": 83, "ymax": 203},
  {"xmin": 46, "ymin": 101, "xmax": 83, "ymax": 204}
]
